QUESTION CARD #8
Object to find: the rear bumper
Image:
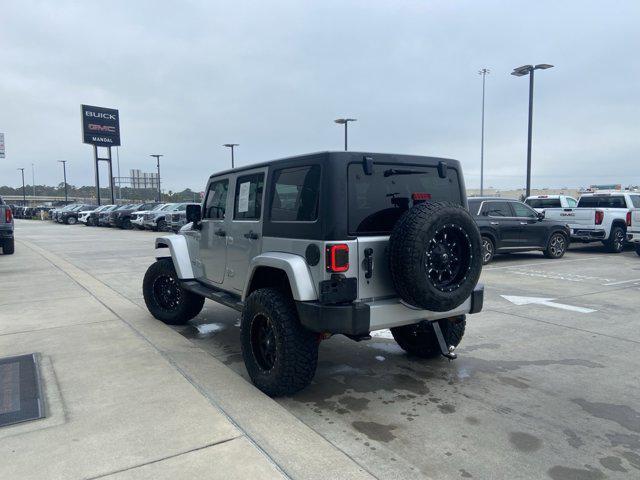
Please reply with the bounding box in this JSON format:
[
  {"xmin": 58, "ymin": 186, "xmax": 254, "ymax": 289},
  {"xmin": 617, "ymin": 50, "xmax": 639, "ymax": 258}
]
[
  {"xmin": 0, "ymin": 228, "xmax": 14, "ymax": 239},
  {"xmin": 628, "ymin": 230, "xmax": 640, "ymax": 243},
  {"xmin": 296, "ymin": 284, "xmax": 484, "ymax": 335},
  {"xmin": 570, "ymin": 228, "xmax": 606, "ymax": 240}
]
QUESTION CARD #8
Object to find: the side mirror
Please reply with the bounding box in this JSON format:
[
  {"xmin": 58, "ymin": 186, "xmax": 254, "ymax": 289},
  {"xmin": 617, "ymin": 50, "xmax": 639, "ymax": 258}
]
[
  {"xmin": 537, "ymin": 211, "xmax": 545, "ymax": 220},
  {"xmin": 186, "ymin": 204, "xmax": 202, "ymax": 226}
]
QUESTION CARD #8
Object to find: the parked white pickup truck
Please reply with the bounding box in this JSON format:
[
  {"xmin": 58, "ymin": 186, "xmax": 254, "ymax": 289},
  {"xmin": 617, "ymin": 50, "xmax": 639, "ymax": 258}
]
[
  {"xmin": 544, "ymin": 192, "xmax": 640, "ymax": 253},
  {"xmin": 525, "ymin": 195, "xmax": 578, "ymax": 213},
  {"xmin": 627, "ymin": 207, "xmax": 640, "ymax": 256}
]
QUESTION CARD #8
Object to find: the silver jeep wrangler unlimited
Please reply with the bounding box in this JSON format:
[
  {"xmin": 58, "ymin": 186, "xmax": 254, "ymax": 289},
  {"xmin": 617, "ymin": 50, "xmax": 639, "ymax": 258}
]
[{"xmin": 143, "ymin": 152, "xmax": 484, "ymax": 396}]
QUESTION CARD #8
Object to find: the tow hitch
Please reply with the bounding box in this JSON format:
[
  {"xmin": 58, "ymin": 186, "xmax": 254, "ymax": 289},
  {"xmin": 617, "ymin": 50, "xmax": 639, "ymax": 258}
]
[{"xmin": 432, "ymin": 321, "xmax": 457, "ymax": 360}]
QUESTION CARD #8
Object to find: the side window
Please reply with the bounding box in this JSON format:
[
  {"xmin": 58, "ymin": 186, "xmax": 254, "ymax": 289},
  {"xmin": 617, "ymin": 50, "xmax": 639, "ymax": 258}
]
[
  {"xmin": 630, "ymin": 196, "xmax": 640, "ymax": 208},
  {"xmin": 234, "ymin": 173, "xmax": 264, "ymax": 220},
  {"xmin": 566, "ymin": 197, "xmax": 578, "ymax": 207},
  {"xmin": 512, "ymin": 202, "xmax": 538, "ymax": 218},
  {"xmin": 481, "ymin": 201, "xmax": 512, "ymax": 217},
  {"xmin": 204, "ymin": 179, "xmax": 228, "ymax": 219},
  {"xmin": 270, "ymin": 165, "xmax": 321, "ymax": 221}
]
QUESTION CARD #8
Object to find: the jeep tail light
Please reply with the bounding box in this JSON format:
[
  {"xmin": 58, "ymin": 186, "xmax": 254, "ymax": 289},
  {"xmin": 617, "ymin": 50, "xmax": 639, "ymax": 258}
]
[
  {"xmin": 326, "ymin": 244, "xmax": 349, "ymax": 272},
  {"xmin": 412, "ymin": 192, "xmax": 432, "ymax": 201},
  {"xmin": 5, "ymin": 208, "xmax": 12, "ymax": 223},
  {"xmin": 595, "ymin": 210, "xmax": 604, "ymax": 225},
  {"xmin": 627, "ymin": 211, "xmax": 632, "ymax": 227}
]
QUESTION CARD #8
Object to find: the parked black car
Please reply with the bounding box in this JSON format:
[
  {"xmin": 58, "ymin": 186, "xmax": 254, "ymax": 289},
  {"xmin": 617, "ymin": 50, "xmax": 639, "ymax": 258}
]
[
  {"xmin": 468, "ymin": 197, "xmax": 570, "ymax": 264},
  {"xmin": 59, "ymin": 204, "xmax": 95, "ymax": 224},
  {"xmin": 109, "ymin": 202, "xmax": 160, "ymax": 229}
]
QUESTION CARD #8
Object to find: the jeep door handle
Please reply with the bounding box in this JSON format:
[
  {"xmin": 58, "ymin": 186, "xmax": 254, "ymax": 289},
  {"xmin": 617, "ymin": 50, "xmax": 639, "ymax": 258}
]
[
  {"xmin": 214, "ymin": 228, "xmax": 226, "ymax": 237},
  {"xmin": 490, "ymin": 221, "xmax": 499, "ymax": 225},
  {"xmin": 520, "ymin": 222, "xmax": 528, "ymax": 225},
  {"xmin": 244, "ymin": 230, "xmax": 259, "ymax": 240}
]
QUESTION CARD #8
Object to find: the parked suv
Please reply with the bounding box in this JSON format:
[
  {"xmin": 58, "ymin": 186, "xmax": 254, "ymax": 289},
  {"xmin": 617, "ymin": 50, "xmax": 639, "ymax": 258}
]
[
  {"xmin": 468, "ymin": 197, "xmax": 570, "ymax": 264},
  {"xmin": 109, "ymin": 203, "xmax": 160, "ymax": 229},
  {"xmin": 168, "ymin": 203, "xmax": 200, "ymax": 232},
  {"xmin": 142, "ymin": 152, "xmax": 484, "ymax": 396},
  {"xmin": 0, "ymin": 196, "xmax": 14, "ymax": 254}
]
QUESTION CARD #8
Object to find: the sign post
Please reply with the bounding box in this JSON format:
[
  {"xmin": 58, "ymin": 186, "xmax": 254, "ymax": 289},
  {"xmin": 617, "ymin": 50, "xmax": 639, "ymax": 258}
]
[{"xmin": 81, "ymin": 105, "xmax": 121, "ymax": 205}]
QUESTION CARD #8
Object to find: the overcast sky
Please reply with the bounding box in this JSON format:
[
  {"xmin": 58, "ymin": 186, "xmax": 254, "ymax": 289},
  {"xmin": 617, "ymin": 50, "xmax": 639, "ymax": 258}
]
[{"xmin": 1, "ymin": 0, "xmax": 639, "ymax": 192}]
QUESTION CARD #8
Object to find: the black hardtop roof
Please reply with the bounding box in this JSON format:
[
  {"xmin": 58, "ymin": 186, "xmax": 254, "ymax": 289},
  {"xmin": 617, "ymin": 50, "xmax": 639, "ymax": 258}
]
[{"xmin": 209, "ymin": 151, "xmax": 460, "ymax": 179}]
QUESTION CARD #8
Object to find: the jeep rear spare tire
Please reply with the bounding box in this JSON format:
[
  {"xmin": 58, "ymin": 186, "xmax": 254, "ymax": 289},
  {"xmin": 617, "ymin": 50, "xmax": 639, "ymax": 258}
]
[{"xmin": 389, "ymin": 201, "xmax": 482, "ymax": 311}]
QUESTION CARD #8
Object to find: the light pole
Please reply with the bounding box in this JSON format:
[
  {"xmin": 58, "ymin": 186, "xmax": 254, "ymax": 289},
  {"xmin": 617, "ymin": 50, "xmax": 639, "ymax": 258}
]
[
  {"xmin": 150, "ymin": 154, "xmax": 163, "ymax": 202},
  {"xmin": 334, "ymin": 118, "xmax": 357, "ymax": 151},
  {"xmin": 17, "ymin": 168, "xmax": 26, "ymax": 205},
  {"xmin": 31, "ymin": 163, "xmax": 36, "ymax": 198},
  {"xmin": 478, "ymin": 68, "xmax": 490, "ymax": 196},
  {"xmin": 58, "ymin": 160, "xmax": 68, "ymax": 204},
  {"xmin": 511, "ymin": 63, "xmax": 554, "ymax": 197},
  {"xmin": 223, "ymin": 144, "xmax": 239, "ymax": 168}
]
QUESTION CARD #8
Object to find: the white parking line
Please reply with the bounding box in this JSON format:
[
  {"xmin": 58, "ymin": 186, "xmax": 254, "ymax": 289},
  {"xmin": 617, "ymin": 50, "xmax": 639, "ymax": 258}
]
[
  {"xmin": 484, "ymin": 257, "xmax": 600, "ymax": 271},
  {"xmin": 602, "ymin": 278, "xmax": 640, "ymax": 286}
]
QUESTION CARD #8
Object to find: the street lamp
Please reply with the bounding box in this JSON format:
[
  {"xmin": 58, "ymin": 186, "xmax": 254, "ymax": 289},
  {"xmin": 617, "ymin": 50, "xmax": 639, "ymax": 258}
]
[
  {"xmin": 223, "ymin": 144, "xmax": 239, "ymax": 168},
  {"xmin": 511, "ymin": 63, "xmax": 554, "ymax": 197},
  {"xmin": 334, "ymin": 118, "xmax": 357, "ymax": 151},
  {"xmin": 31, "ymin": 163, "xmax": 36, "ymax": 198},
  {"xmin": 58, "ymin": 160, "xmax": 68, "ymax": 204},
  {"xmin": 478, "ymin": 68, "xmax": 490, "ymax": 196},
  {"xmin": 17, "ymin": 168, "xmax": 26, "ymax": 205},
  {"xmin": 150, "ymin": 154, "xmax": 163, "ymax": 202}
]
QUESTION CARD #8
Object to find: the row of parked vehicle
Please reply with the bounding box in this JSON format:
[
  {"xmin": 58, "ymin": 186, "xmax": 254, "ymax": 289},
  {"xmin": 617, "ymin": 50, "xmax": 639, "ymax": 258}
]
[
  {"xmin": 45, "ymin": 202, "xmax": 200, "ymax": 232},
  {"xmin": 470, "ymin": 191, "xmax": 640, "ymax": 264}
]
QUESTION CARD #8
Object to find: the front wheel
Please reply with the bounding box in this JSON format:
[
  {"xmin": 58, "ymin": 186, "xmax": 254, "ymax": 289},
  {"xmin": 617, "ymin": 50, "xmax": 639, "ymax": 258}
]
[
  {"xmin": 544, "ymin": 232, "xmax": 568, "ymax": 259},
  {"xmin": 604, "ymin": 226, "xmax": 625, "ymax": 253},
  {"xmin": 481, "ymin": 236, "xmax": 494, "ymax": 265},
  {"xmin": 143, "ymin": 259, "xmax": 204, "ymax": 325},
  {"xmin": 391, "ymin": 316, "xmax": 466, "ymax": 359},
  {"xmin": 241, "ymin": 288, "xmax": 318, "ymax": 396},
  {"xmin": 67, "ymin": 216, "xmax": 77, "ymax": 225}
]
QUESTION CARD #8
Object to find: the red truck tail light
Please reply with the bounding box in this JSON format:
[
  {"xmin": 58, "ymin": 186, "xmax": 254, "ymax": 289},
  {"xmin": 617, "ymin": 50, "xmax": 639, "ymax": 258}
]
[
  {"xmin": 627, "ymin": 211, "xmax": 632, "ymax": 227},
  {"xmin": 326, "ymin": 244, "xmax": 349, "ymax": 272},
  {"xmin": 595, "ymin": 210, "xmax": 604, "ymax": 225},
  {"xmin": 5, "ymin": 208, "xmax": 12, "ymax": 223}
]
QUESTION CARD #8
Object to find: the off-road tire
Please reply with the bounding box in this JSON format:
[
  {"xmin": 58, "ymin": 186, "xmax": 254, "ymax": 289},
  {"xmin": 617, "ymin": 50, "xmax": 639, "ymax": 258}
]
[
  {"xmin": 143, "ymin": 258, "xmax": 204, "ymax": 325},
  {"xmin": 544, "ymin": 232, "xmax": 568, "ymax": 259},
  {"xmin": 481, "ymin": 236, "xmax": 494, "ymax": 265},
  {"xmin": 241, "ymin": 288, "xmax": 318, "ymax": 396},
  {"xmin": 604, "ymin": 226, "xmax": 625, "ymax": 253},
  {"xmin": 2, "ymin": 239, "xmax": 15, "ymax": 255},
  {"xmin": 391, "ymin": 316, "xmax": 466, "ymax": 359},
  {"xmin": 389, "ymin": 201, "xmax": 482, "ymax": 311}
]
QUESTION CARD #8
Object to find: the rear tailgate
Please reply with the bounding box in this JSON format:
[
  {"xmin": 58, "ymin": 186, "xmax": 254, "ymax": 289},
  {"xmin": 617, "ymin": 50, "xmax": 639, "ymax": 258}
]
[{"xmin": 544, "ymin": 208, "xmax": 596, "ymax": 228}]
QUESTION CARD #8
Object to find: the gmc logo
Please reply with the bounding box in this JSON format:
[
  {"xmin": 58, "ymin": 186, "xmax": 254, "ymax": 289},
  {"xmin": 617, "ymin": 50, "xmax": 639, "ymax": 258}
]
[
  {"xmin": 88, "ymin": 124, "xmax": 116, "ymax": 133},
  {"xmin": 85, "ymin": 111, "xmax": 116, "ymax": 120}
]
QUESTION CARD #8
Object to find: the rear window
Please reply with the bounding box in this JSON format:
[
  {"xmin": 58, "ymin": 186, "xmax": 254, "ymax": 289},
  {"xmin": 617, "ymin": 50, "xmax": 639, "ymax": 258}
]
[
  {"xmin": 629, "ymin": 195, "xmax": 640, "ymax": 208},
  {"xmin": 347, "ymin": 162, "xmax": 462, "ymax": 235},
  {"xmin": 526, "ymin": 198, "xmax": 561, "ymax": 208},
  {"xmin": 578, "ymin": 196, "xmax": 626, "ymax": 208}
]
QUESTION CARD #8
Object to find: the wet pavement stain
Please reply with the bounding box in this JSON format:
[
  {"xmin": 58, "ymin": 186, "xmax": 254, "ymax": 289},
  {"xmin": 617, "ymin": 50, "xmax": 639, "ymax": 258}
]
[
  {"xmin": 437, "ymin": 403, "xmax": 456, "ymax": 414},
  {"xmin": 459, "ymin": 468, "xmax": 473, "ymax": 478},
  {"xmin": 606, "ymin": 432, "xmax": 640, "ymax": 450},
  {"xmin": 509, "ymin": 431, "xmax": 542, "ymax": 453},
  {"xmin": 337, "ymin": 396, "xmax": 370, "ymax": 412},
  {"xmin": 547, "ymin": 465, "xmax": 605, "ymax": 480},
  {"xmin": 621, "ymin": 451, "xmax": 640, "ymax": 470},
  {"xmin": 562, "ymin": 429, "xmax": 585, "ymax": 449},
  {"xmin": 598, "ymin": 456, "xmax": 628, "ymax": 473},
  {"xmin": 572, "ymin": 398, "xmax": 640, "ymax": 433},
  {"xmin": 497, "ymin": 376, "xmax": 529, "ymax": 389},
  {"xmin": 465, "ymin": 416, "xmax": 480, "ymax": 425},
  {"xmin": 460, "ymin": 343, "xmax": 500, "ymax": 352},
  {"xmin": 351, "ymin": 421, "xmax": 397, "ymax": 442}
]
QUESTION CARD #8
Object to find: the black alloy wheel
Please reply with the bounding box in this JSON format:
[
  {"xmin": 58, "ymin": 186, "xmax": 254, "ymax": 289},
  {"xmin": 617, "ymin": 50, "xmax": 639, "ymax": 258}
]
[
  {"xmin": 605, "ymin": 226, "xmax": 625, "ymax": 253},
  {"xmin": 152, "ymin": 275, "xmax": 183, "ymax": 312},
  {"xmin": 481, "ymin": 237, "xmax": 494, "ymax": 265},
  {"xmin": 424, "ymin": 224, "xmax": 473, "ymax": 293},
  {"xmin": 250, "ymin": 314, "xmax": 277, "ymax": 372}
]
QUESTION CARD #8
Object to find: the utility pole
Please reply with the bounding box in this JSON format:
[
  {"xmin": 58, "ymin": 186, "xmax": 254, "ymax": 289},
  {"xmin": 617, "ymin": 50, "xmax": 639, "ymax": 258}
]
[
  {"xmin": 478, "ymin": 68, "xmax": 490, "ymax": 196},
  {"xmin": 150, "ymin": 154, "xmax": 163, "ymax": 202},
  {"xmin": 58, "ymin": 160, "xmax": 68, "ymax": 203},
  {"xmin": 511, "ymin": 63, "xmax": 554, "ymax": 197},
  {"xmin": 31, "ymin": 163, "xmax": 36, "ymax": 198},
  {"xmin": 17, "ymin": 168, "xmax": 26, "ymax": 205},
  {"xmin": 223, "ymin": 144, "xmax": 239, "ymax": 168},
  {"xmin": 334, "ymin": 118, "xmax": 357, "ymax": 151},
  {"xmin": 116, "ymin": 146, "xmax": 121, "ymax": 200}
]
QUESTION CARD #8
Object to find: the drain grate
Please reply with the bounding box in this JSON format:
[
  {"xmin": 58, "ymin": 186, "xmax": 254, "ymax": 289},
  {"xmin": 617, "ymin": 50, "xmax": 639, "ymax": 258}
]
[{"xmin": 0, "ymin": 354, "xmax": 44, "ymax": 427}]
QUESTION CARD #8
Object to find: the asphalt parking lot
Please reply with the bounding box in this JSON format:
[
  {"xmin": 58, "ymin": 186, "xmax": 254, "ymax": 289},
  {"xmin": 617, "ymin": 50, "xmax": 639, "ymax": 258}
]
[{"xmin": 7, "ymin": 220, "xmax": 640, "ymax": 479}]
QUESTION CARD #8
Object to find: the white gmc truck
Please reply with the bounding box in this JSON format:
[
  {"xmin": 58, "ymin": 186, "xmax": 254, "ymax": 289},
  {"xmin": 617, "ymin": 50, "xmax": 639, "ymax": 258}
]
[
  {"xmin": 525, "ymin": 195, "xmax": 578, "ymax": 213},
  {"xmin": 544, "ymin": 192, "xmax": 640, "ymax": 253}
]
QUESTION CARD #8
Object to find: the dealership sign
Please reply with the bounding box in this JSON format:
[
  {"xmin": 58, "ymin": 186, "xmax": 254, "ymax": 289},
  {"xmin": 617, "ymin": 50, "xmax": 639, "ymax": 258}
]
[
  {"xmin": 0, "ymin": 133, "xmax": 5, "ymax": 158},
  {"xmin": 81, "ymin": 105, "xmax": 121, "ymax": 146}
]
